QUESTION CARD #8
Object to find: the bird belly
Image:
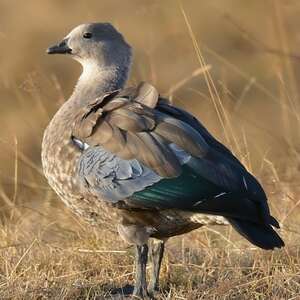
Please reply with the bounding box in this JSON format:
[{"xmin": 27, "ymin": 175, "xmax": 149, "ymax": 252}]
[
  {"xmin": 153, "ymin": 210, "xmax": 228, "ymax": 239},
  {"xmin": 118, "ymin": 208, "xmax": 228, "ymax": 240}
]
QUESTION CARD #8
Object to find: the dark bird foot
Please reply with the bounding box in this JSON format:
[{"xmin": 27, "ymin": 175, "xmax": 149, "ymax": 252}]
[
  {"xmin": 108, "ymin": 284, "xmax": 134, "ymax": 299},
  {"xmin": 108, "ymin": 284, "xmax": 156, "ymax": 299},
  {"xmin": 132, "ymin": 290, "xmax": 154, "ymax": 299},
  {"xmin": 147, "ymin": 285, "xmax": 159, "ymax": 299}
]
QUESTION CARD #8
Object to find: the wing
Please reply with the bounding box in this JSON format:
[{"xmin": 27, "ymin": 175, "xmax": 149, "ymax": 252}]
[
  {"xmin": 72, "ymin": 82, "xmax": 277, "ymax": 227},
  {"xmin": 73, "ymin": 82, "xmax": 208, "ymax": 178}
]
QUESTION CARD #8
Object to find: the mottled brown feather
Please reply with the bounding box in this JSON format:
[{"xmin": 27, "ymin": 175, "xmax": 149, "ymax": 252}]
[
  {"xmin": 80, "ymin": 109, "xmax": 103, "ymax": 137},
  {"xmin": 85, "ymin": 120, "xmax": 113, "ymax": 145},
  {"xmin": 154, "ymin": 113, "xmax": 208, "ymax": 157},
  {"xmin": 134, "ymin": 81, "xmax": 159, "ymax": 108},
  {"xmin": 124, "ymin": 131, "xmax": 181, "ymax": 177},
  {"xmin": 102, "ymin": 97, "xmax": 129, "ymax": 112},
  {"xmin": 106, "ymin": 108, "xmax": 155, "ymax": 132},
  {"xmin": 72, "ymin": 82, "xmax": 208, "ymax": 177},
  {"xmin": 101, "ymin": 126, "xmax": 127, "ymax": 154}
]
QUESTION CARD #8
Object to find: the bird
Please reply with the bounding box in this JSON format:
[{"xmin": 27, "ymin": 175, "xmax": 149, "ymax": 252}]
[{"xmin": 42, "ymin": 22, "xmax": 284, "ymax": 299}]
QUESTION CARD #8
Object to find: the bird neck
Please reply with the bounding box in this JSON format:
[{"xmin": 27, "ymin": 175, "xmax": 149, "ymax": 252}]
[{"xmin": 71, "ymin": 60, "xmax": 130, "ymax": 104}]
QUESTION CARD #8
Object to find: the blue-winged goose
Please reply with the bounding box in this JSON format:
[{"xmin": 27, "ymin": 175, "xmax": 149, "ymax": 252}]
[{"xmin": 42, "ymin": 23, "xmax": 284, "ymax": 299}]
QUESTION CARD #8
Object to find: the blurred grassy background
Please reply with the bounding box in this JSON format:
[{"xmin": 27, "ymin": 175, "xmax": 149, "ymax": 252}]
[{"xmin": 0, "ymin": 0, "xmax": 300, "ymax": 298}]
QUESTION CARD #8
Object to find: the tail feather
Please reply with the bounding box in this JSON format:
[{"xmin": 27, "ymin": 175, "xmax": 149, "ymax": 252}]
[
  {"xmin": 228, "ymin": 218, "xmax": 284, "ymax": 250},
  {"xmin": 269, "ymin": 215, "xmax": 280, "ymax": 228}
]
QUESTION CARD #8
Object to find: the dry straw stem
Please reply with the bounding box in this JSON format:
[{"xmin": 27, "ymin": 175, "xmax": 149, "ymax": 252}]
[
  {"xmin": 179, "ymin": 3, "xmax": 229, "ymax": 143},
  {"xmin": 179, "ymin": 2, "xmax": 246, "ymax": 162},
  {"xmin": 167, "ymin": 65, "xmax": 211, "ymax": 98}
]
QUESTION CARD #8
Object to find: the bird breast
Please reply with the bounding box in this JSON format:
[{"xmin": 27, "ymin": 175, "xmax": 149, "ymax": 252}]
[{"xmin": 42, "ymin": 112, "xmax": 81, "ymax": 202}]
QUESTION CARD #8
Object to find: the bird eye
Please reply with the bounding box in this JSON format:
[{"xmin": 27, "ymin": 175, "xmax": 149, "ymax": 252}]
[{"xmin": 83, "ymin": 32, "xmax": 92, "ymax": 39}]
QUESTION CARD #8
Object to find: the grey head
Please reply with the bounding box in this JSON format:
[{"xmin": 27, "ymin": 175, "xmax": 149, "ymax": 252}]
[{"xmin": 47, "ymin": 23, "xmax": 132, "ymax": 97}]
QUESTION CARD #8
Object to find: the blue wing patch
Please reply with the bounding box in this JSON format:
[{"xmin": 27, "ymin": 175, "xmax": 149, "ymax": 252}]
[{"xmin": 77, "ymin": 145, "xmax": 162, "ymax": 202}]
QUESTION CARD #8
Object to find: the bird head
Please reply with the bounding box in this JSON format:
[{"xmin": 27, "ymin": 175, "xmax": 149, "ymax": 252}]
[{"xmin": 47, "ymin": 23, "xmax": 132, "ymax": 68}]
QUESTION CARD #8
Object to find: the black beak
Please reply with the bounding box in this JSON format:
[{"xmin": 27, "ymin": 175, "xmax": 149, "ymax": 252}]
[{"xmin": 47, "ymin": 39, "xmax": 72, "ymax": 54}]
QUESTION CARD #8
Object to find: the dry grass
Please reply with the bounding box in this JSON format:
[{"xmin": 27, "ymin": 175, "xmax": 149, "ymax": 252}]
[
  {"xmin": 0, "ymin": 228, "xmax": 299, "ymax": 300},
  {"xmin": 0, "ymin": 1, "xmax": 300, "ymax": 299}
]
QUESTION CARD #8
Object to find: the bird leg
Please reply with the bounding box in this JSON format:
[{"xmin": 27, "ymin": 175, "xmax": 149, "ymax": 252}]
[
  {"xmin": 133, "ymin": 244, "xmax": 149, "ymax": 299},
  {"xmin": 148, "ymin": 240, "xmax": 165, "ymax": 296}
]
